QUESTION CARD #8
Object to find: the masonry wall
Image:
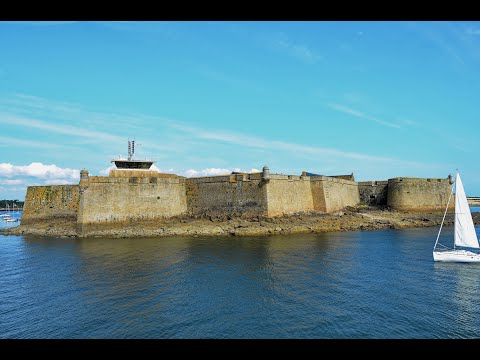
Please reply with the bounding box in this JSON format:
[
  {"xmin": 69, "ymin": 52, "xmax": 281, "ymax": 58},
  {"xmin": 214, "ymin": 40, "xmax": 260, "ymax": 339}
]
[
  {"xmin": 77, "ymin": 175, "xmax": 187, "ymax": 234},
  {"xmin": 26, "ymin": 169, "xmax": 457, "ymax": 236},
  {"xmin": 265, "ymin": 175, "xmax": 314, "ymax": 216},
  {"xmin": 387, "ymin": 177, "xmax": 453, "ymax": 211},
  {"xmin": 186, "ymin": 173, "xmax": 268, "ymax": 218},
  {"xmin": 310, "ymin": 176, "xmax": 360, "ymax": 212},
  {"xmin": 21, "ymin": 185, "xmax": 80, "ymax": 224},
  {"xmin": 358, "ymin": 181, "xmax": 389, "ymax": 205}
]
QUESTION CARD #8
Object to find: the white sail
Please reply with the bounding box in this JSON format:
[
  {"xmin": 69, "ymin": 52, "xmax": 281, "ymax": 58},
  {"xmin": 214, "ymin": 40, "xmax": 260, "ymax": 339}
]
[{"xmin": 454, "ymin": 173, "xmax": 479, "ymax": 249}]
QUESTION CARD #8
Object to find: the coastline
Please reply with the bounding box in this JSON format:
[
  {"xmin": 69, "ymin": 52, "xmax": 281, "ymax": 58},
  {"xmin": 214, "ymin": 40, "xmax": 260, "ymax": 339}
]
[{"xmin": 2, "ymin": 205, "xmax": 478, "ymax": 238}]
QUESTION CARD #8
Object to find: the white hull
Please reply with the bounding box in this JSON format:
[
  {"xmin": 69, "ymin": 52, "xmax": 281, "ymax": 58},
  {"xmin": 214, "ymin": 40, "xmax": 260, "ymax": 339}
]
[{"xmin": 433, "ymin": 250, "xmax": 480, "ymax": 263}]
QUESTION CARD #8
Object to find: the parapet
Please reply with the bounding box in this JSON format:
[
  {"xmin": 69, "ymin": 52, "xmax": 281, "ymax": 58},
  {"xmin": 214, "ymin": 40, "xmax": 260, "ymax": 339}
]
[
  {"xmin": 358, "ymin": 180, "xmax": 389, "ymax": 186},
  {"xmin": 309, "ymin": 175, "xmax": 357, "ymax": 186},
  {"xmin": 109, "ymin": 169, "xmax": 182, "ymax": 178},
  {"xmin": 388, "ymin": 177, "xmax": 450, "ymax": 184}
]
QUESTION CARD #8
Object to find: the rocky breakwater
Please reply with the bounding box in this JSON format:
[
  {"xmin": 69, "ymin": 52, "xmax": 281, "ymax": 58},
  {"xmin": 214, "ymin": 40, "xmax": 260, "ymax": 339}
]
[{"xmin": 2, "ymin": 205, "xmax": 478, "ymax": 238}]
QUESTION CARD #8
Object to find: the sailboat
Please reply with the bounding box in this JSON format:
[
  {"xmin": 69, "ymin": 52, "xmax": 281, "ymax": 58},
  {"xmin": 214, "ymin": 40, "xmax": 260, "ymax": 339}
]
[
  {"xmin": 1, "ymin": 203, "xmax": 12, "ymax": 220},
  {"xmin": 433, "ymin": 171, "xmax": 480, "ymax": 262}
]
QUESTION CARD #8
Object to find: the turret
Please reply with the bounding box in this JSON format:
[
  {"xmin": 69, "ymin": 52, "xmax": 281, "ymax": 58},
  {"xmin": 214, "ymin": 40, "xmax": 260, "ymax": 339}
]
[
  {"xmin": 80, "ymin": 169, "xmax": 89, "ymax": 187},
  {"xmin": 448, "ymin": 173, "xmax": 454, "ymax": 185},
  {"xmin": 262, "ymin": 165, "xmax": 270, "ymax": 182}
]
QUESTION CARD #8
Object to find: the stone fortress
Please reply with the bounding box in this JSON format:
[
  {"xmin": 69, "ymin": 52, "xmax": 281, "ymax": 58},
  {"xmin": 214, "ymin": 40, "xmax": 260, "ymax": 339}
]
[{"xmin": 21, "ymin": 141, "xmax": 455, "ymax": 237}]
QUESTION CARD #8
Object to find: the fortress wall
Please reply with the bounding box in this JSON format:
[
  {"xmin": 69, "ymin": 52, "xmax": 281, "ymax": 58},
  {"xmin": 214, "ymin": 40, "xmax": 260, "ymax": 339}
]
[
  {"xmin": 387, "ymin": 177, "xmax": 453, "ymax": 211},
  {"xmin": 265, "ymin": 175, "xmax": 314, "ymax": 216},
  {"xmin": 186, "ymin": 174, "xmax": 267, "ymax": 218},
  {"xmin": 21, "ymin": 185, "xmax": 80, "ymax": 224},
  {"xmin": 310, "ymin": 176, "xmax": 360, "ymax": 212},
  {"xmin": 77, "ymin": 176, "xmax": 187, "ymax": 231},
  {"xmin": 358, "ymin": 181, "xmax": 389, "ymax": 205}
]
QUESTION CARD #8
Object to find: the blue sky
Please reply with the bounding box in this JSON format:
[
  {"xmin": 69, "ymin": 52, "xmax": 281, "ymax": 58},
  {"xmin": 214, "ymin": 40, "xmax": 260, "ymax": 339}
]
[{"xmin": 1, "ymin": 21, "xmax": 480, "ymax": 200}]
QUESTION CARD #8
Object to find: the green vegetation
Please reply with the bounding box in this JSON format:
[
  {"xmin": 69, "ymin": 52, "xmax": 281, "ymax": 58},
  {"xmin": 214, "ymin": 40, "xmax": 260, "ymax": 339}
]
[{"xmin": 0, "ymin": 200, "xmax": 24, "ymax": 209}]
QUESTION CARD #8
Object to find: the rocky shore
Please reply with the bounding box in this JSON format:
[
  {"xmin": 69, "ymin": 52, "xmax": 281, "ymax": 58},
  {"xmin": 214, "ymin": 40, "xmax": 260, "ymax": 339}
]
[{"xmin": 2, "ymin": 205, "xmax": 479, "ymax": 238}]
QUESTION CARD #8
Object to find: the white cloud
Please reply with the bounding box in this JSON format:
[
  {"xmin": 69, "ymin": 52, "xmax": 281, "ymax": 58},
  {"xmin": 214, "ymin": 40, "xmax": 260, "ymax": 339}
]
[
  {"xmin": 0, "ymin": 179, "xmax": 23, "ymax": 185},
  {"xmin": 0, "ymin": 163, "xmax": 80, "ymax": 180},
  {"xmin": 99, "ymin": 163, "xmax": 163, "ymax": 175},
  {"xmin": 44, "ymin": 179, "xmax": 78, "ymax": 185},
  {"xmin": 150, "ymin": 164, "xmax": 162, "ymax": 172},
  {"xmin": 181, "ymin": 167, "xmax": 261, "ymax": 178},
  {"xmin": 182, "ymin": 168, "xmax": 231, "ymax": 177},
  {"xmin": 327, "ymin": 103, "xmax": 401, "ymax": 129},
  {"xmin": 100, "ymin": 165, "xmax": 117, "ymax": 175}
]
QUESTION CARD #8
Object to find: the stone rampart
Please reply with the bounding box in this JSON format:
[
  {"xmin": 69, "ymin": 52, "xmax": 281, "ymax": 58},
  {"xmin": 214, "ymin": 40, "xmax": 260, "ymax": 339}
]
[
  {"xmin": 310, "ymin": 176, "xmax": 360, "ymax": 212},
  {"xmin": 358, "ymin": 181, "xmax": 389, "ymax": 205},
  {"xmin": 77, "ymin": 175, "xmax": 187, "ymax": 235},
  {"xmin": 186, "ymin": 174, "xmax": 268, "ymax": 218},
  {"xmin": 387, "ymin": 177, "xmax": 453, "ymax": 211},
  {"xmin": 21, "ymin": 185, "xmax": 80, "ymax": 224},
  {"xmin": 265, "ymin": 175, "xmax": 313, "ymax": 216}
]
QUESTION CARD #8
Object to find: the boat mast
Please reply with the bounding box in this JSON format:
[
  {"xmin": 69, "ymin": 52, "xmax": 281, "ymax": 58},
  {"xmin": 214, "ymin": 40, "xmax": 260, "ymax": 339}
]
[
  {"xmin": 453, "ymin": 170, "xmax": 459, "ymax": 251},
  {"xmin": 433, "ymin": 173, "xmax": 455, "ymax": 251}
]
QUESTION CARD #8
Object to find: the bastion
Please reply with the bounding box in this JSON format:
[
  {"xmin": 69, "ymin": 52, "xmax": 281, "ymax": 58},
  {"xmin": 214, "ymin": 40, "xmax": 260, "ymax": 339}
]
[{"xmin": 18, "ymin": 141, "xmax": 454, "ymax": 236}]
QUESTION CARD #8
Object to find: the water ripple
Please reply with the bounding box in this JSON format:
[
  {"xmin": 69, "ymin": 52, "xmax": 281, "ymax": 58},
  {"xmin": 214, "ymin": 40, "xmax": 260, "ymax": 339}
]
[{"xmin": 2, "ymin": 227, "xmax": 480, "ymax": 338}]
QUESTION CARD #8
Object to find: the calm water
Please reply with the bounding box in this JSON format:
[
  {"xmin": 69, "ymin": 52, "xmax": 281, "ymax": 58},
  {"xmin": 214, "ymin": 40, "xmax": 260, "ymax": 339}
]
[{"xmin": 2, "ymin": 211, "xmax": 480, "ymax": 339}]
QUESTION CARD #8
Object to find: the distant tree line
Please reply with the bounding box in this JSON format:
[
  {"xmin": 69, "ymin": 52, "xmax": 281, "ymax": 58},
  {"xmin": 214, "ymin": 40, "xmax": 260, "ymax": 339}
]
[{"xmin": 0, "ymin": 200, "xmax": 24, "ymax": 209}]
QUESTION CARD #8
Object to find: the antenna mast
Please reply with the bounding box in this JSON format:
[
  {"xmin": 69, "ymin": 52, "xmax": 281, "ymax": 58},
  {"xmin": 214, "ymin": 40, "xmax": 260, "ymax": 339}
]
[{"xmin": 128, "ymin": 139, "xmax": 135, "ymax": 161}]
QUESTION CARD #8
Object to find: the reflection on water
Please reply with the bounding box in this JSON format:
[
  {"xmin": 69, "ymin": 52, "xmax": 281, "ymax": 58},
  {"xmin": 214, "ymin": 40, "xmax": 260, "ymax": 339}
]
[
  {"xmin": 0, "ymin": 211, "xmax": 22, "ymax": 230},
  {"xmin": 2, "ymin": 226, "xmax": 480, "ymax": 338}
]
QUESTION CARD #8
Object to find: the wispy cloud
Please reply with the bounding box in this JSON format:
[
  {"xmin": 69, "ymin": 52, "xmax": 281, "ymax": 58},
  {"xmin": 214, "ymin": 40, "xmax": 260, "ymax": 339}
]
[
  {"xmin": 465, "ymin": 27, "xmax": 480, "ymax": 35},
  {"xmin": 0, "ymin": 179, "xmax": 23, "ymax": 185},
  {"xmin": 0, "ymin": 92, "xmax": 430, "ymax": 176},
  {"xmin": 166, "ymin": 120, "xmax": 425, "ymax": 166},
  {"xmin": 1, "ymin": 21, "xmax": 78, "ymax": 26},
  {"xmin": 327, "ymin": 103, "xmax": 400, "ymax": 129},
  {"xmin": 0, "ymin": 113, "xmax": 124, "ymax": 143},
  {"xmin": 0, "ymin": 94, "xmax": 190, "ymax": 158},
  {"xmin": 0, "ymin": 135, "xmax": 71, "ymax": 149},
  {"xmin": 95, "ymin": 21, "xmax": 179, "ymax": 37},
  {"xmin": 399, "ymin": 118, "xmax": 421, "ymax": 127},
  {"xmin": 0, "ymin": 93, "xmax": 146, "ymax": 135},
  {"xmin": 180, "ymin": 167, "xmax": 260, "ymax": 178},
  {"xmin": 405, "ymin": 22, "xmax": 466, "ymax": 67},
  {"xmin": 267, "ymin": 34, "xmax": 321, "ymax": 64}
]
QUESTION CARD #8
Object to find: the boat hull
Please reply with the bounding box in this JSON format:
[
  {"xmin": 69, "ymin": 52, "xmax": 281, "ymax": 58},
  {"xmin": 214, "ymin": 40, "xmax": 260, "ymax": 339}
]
[{"xmin": 433, "ymin": 250, "xmax": 480, "ymax": 263}]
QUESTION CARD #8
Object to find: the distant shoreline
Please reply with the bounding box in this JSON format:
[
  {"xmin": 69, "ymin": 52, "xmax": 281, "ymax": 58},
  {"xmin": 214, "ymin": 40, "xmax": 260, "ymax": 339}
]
[{"xmin": 2, "ymin": 205, "xmax": 478, "ymax": 239}]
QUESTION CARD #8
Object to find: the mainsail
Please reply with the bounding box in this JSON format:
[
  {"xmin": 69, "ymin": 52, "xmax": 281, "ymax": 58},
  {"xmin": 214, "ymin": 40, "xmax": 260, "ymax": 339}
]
[{"xmin": 454, "ymin": 173, "xmax": 479, "ymax": 249}]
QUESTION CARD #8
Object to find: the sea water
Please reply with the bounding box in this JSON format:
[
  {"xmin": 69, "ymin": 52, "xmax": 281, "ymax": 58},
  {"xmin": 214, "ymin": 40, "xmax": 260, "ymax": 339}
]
[{"xmin": 2, "ymin": 211, "xmax": 480, "ymax": 339}]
